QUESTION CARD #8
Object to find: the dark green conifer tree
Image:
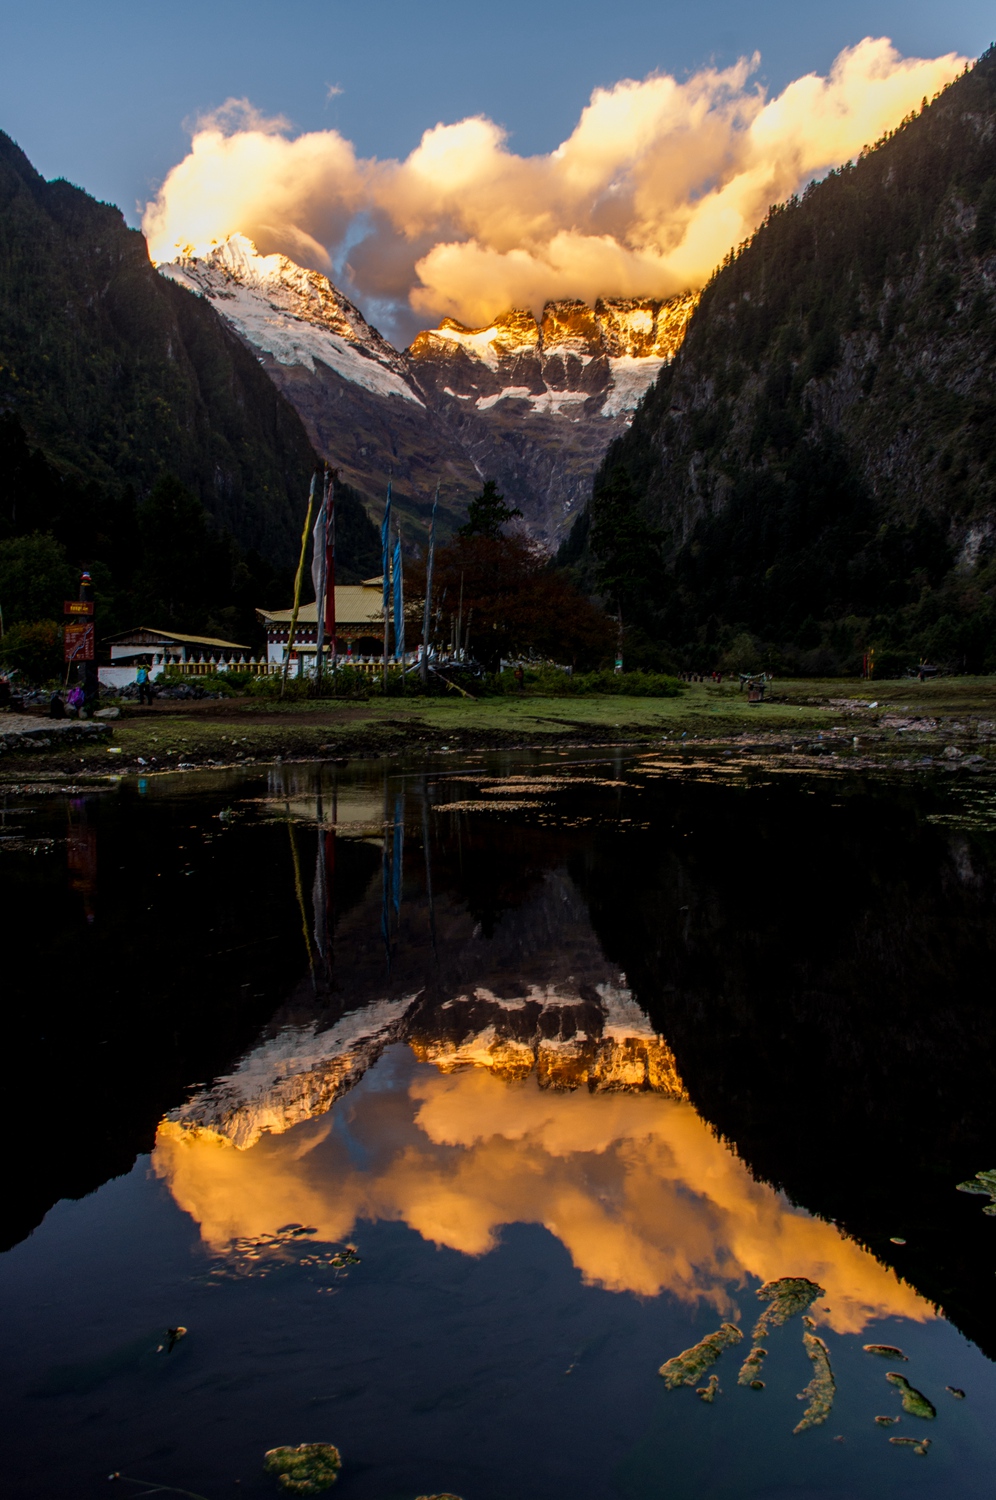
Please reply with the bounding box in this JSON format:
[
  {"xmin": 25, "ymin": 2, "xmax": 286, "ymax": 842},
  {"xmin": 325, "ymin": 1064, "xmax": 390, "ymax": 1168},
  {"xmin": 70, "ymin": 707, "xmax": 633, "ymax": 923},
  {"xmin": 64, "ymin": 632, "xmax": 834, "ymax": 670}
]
[{"xmin": 458, "ymin": 480, "xmax": 523, "ymax": 540}]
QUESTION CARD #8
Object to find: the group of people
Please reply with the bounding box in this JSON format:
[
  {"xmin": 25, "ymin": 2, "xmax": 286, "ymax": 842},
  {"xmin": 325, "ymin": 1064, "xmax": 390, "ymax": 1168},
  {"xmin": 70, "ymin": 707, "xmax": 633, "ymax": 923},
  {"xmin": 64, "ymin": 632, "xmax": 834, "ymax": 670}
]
[{"xmin": 0, "ymin": 658, "xmax": 156, "ymax": 716}]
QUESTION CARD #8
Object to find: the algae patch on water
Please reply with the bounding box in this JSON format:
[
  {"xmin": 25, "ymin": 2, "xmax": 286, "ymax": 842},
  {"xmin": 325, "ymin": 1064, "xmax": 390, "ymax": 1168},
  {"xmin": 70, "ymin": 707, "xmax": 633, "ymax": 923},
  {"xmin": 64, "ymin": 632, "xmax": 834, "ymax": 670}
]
[
  {"xmin": 886, "ymin": 1372, "xmax": 936, "ymax": 1419},
  {"xmin": 738, "ymin": 1346, "xmax": 768, "ymax": 1387},
  {"xmin": 793, "ymin": 1333, "xmax": 836, "ymax": 1434},
  {"xmin": 956, "ymin": 1168, "xmax": 996, "ymax": 1214},
  {"xmin": 659, "ymin": 1323, "xmax": 743, "ymax": 1388},
  {"xmin": 752, "ymin": 1278, "xmax": 824, "ymax": 1340},
  {"xmin": 890, "ymin": 1436, "xmax": 931, "ymax": 1456},
  {"xmin": 264, "ymin": 1444, "xmax": 341, "ymax": 1494}
]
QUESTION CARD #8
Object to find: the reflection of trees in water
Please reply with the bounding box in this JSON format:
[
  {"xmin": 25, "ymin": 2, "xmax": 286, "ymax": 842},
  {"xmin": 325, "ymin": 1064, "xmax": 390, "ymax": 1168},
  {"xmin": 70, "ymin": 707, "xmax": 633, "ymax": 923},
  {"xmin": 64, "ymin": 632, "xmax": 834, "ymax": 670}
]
[{"xmin": 570, "ymin": 776, "xmax": 996, "ymax": 1358}]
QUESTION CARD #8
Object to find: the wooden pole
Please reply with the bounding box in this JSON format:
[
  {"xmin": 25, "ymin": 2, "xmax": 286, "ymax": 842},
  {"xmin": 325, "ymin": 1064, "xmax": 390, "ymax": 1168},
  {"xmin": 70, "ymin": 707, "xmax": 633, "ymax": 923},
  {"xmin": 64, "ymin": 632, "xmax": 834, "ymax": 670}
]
[
  {"xmin": 315, "ymin": 465, "xmax": 333, "ymax": 693},
  {"xmin": 456, "ymin": 572, "xmax": 464, "ymax": 660},
  {"xmin": 282, "ymin": 471, "xmax": 318, "ymax": 697},
  {"xmin": 327, "ymin": 468, "xmax": 337, "ymax": 676},
  {"xmin": 382, "ymin": 481, "xmax": 392, "ymax": 694},
  {"xmin": 382, "ymin": 583, "xmax": 390, "ymax": 694},
  {"xmin": 421, "ymin": 484, "xmax": 437, "ymax": 688}
]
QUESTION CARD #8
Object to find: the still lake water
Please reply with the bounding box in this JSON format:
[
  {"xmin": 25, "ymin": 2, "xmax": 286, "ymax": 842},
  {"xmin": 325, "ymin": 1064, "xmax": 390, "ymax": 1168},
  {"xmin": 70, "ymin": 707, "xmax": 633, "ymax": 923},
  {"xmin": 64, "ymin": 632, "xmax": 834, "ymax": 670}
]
[{"xmin": 3, "ymin": 749, "xmax": 996, "ymax": 1500}]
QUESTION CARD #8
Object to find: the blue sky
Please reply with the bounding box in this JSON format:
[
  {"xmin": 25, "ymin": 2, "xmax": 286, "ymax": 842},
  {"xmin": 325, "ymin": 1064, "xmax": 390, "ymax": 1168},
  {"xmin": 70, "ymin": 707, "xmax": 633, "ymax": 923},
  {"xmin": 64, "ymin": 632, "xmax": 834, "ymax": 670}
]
[{"xmin": 3, "ymin": 0, "xmax": 993, "ymax": 226}]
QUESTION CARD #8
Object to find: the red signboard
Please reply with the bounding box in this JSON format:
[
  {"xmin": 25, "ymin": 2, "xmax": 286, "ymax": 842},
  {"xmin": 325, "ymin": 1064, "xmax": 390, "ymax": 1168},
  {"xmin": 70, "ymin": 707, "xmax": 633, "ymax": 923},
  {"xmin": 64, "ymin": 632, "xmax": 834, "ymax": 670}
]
[
  {"xmin": 64, "ymin": 623, "xmax": 95, "ymax": 662},
  {"xmin": 64, "ymin": 600, "xmax": 94, "ymax": 616}
]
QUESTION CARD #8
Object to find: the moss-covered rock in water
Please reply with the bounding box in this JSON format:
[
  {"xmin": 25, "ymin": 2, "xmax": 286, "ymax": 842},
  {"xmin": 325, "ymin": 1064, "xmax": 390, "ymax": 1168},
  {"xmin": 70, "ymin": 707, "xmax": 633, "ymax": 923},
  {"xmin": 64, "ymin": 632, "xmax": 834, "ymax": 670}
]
[
  {"xmin": 875, "ymin": 1415, "xmax": 901, "ymax": 1426},
  {"xmin": 696, "ymin": 1374, "xmax": 721, "ymax": 1402},
  {"xmin": 956, "ymin": 1168, "xmax": 996, "ymax": 1214},
  {"xmin": 752, "ymin": 1278, "xmax": 824, "ymax": 1341},
  {"xmin": 659, "ymin": 1323, "xmax": 743, "ymax": 1388},
  {"xmin": 738, "ymin": 1346, "xmax": 768, "ymax": 1386},
  {"xmin": 886, "ymin": 1373, "xmax": 936, "ymax": 1419},
  {"xmin": 793, "ymin": 1334, "xmax": 836, "ymax": 1434},
  {"xmin": 263, "ymin": 1444, "xmax": 341, "ymax": 1494},
  {"xmin": 889, "ymin": 1436, "xmax": 931, "ymax": 1456},
  {"xmin": 863, "ymin": 1344, "xmax": 907, "ymax": 1360}
]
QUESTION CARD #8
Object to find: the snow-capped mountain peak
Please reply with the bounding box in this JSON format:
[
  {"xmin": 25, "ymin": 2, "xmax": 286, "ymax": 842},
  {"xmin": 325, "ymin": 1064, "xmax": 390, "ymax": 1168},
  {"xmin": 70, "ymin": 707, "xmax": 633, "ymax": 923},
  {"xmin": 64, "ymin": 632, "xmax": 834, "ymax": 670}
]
[
  {"xmin": 160, "ymin": 234, "xmax": 423, "ymax": 405},
  {"xmin": 407, "ymin": 291, "xmax": 698, "ymax": 422},
  {"xmin": 156, "ymin": 233, "xmax": 698, "ymax": 547}
]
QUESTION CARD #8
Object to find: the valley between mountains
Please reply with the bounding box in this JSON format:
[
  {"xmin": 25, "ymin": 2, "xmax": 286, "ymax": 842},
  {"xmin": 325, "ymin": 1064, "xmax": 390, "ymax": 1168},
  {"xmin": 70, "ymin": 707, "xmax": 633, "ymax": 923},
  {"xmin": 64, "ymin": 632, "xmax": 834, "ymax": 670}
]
[{"xmin": 161, "ymin": 235, "xmax": 696, "ymax": 546}]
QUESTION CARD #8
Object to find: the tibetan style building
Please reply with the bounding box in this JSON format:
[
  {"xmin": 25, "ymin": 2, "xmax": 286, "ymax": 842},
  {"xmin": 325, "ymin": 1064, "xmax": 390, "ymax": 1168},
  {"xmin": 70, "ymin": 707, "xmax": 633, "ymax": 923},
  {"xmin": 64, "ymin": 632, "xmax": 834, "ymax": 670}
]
[{"xmin": 257, "ymin": 580, "xmax": 385, "ymax": 669}]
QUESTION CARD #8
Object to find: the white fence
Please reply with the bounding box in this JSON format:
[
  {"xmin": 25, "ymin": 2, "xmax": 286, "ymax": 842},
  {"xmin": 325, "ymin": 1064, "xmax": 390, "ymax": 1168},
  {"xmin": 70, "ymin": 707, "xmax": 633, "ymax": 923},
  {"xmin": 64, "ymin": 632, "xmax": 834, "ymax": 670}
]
[{"xmin": 99, "ymin": 653, "xmax": 421, "ymax": 688}]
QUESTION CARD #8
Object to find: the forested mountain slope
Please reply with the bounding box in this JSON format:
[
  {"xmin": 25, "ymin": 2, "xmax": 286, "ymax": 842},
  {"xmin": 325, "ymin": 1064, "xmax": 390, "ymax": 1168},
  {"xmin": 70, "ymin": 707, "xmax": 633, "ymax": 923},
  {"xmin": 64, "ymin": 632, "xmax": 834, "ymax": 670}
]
[
  {"xmin": 0, "ymin": 132, "xmax": 377, "ymax": 581},
  {"xmin": 565, "ymin": 46, "xmax": 996, "ymax": 673}
]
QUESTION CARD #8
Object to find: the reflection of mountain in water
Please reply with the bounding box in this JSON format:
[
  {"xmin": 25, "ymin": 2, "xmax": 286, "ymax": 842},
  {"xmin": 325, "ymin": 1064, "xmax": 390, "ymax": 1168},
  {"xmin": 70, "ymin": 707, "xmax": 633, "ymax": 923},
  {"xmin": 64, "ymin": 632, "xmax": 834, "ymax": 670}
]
[
  {"xmin": 569, "ymin": 776, "xmax": 996, "ymax": 1360},
  {"xmin": 166, "ymin": 872, "xmax": 684, "ymax": 1151},
  {"xmin": 156, "ymin": 1070, "xmax": 932, "ymax": 1328},
  {"xmin": 156, "ymin": 846, "xmax": 933, "ymax": 1334}
]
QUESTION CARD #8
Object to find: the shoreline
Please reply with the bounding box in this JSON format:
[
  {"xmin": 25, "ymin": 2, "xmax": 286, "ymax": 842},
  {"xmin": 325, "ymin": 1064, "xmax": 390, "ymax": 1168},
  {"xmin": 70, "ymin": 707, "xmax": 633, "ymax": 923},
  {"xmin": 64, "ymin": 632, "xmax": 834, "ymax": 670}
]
[{"xmin": 2, "ymin": 677, "xmax": 995, "ymax": 786}]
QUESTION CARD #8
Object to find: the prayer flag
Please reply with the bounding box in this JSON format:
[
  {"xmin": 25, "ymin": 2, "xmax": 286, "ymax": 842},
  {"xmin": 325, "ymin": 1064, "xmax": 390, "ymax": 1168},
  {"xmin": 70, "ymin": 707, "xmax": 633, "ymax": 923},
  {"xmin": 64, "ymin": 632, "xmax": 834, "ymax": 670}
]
[
  {"xmin": 393, "ymin": 534, "xmax": 404, "ymax": 660},
  {"xmin": 381, "ymin": 481, "xmax": 392, "ymax": 609}
]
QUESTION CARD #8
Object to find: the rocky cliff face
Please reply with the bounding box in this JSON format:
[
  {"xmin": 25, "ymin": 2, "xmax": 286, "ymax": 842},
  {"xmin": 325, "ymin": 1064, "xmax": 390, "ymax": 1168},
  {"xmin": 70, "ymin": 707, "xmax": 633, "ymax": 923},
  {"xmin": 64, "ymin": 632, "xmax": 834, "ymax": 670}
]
[
  {"xmin": 161, "ymin": 236, "xmax": 695, "ymax": 548},
  {"xmin": 406, "ymin": 294, "xmax": 695, "ymax": 418}
]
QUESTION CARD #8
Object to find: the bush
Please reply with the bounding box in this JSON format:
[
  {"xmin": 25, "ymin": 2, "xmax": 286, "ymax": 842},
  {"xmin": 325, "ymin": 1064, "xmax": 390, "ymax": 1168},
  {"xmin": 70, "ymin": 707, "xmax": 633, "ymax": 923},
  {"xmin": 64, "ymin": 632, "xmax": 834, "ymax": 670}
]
[
  {"xmin": 0, "ymin": 619, "xmax": 63, "ymax": 684},
  {"xmin": 160, "ymin": 668, "xmax": 240, "ymax": 696},
  {"xmin": 246, "ymin": 665, "xmax": 372, "ymax": 700},
  {"xmin": 492, "ymin": 665, "xmax": 685, "ymax": 697}
]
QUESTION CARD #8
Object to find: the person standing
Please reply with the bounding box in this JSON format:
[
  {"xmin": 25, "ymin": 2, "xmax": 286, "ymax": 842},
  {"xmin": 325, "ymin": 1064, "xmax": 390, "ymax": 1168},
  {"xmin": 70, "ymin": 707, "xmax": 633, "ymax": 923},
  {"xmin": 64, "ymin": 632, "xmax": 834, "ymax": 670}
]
[{"xmin": 136, "ymin": 661, "xmax": 154, "ymax": 706}]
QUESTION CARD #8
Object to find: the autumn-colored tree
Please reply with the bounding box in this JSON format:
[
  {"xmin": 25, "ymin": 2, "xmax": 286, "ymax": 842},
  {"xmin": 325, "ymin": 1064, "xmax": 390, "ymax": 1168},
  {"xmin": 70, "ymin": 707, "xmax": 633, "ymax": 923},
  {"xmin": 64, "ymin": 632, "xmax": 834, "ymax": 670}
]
[{"xmin": 408, "ymin": 533, "xmax": 613, "ymax": 672}]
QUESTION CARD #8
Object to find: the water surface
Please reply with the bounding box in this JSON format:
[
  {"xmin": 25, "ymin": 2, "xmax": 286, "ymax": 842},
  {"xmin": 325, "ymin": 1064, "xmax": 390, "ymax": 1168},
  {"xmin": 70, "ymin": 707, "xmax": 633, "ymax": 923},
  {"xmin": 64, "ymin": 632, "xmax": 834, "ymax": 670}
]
[{"xmin": 3, "ymin": 751, "xmax": 995, "ymax": 1499}]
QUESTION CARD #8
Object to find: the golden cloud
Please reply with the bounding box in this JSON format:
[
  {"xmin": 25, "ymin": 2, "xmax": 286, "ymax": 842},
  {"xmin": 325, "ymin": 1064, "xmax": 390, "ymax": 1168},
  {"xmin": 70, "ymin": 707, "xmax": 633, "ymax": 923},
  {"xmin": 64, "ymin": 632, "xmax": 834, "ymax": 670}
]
[
  {"xmin": 143, "ymin": 39, "xmax": 966, "ymax": 329},
  {"xmin": 154, "ymin": 1058, "xmax": 930, "ymax": 1334}
]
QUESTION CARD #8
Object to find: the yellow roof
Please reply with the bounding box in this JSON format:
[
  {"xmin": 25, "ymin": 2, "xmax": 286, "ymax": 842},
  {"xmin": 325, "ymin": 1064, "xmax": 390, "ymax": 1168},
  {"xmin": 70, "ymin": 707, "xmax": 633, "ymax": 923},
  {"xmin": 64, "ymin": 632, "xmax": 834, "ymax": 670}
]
[
  {"xmin": 258, "ymin": 585, "xmax": 384, "ymax": 629},
  {"xmin": 104, "ymin": 627, "xmax": 250, "ymax": 650}
]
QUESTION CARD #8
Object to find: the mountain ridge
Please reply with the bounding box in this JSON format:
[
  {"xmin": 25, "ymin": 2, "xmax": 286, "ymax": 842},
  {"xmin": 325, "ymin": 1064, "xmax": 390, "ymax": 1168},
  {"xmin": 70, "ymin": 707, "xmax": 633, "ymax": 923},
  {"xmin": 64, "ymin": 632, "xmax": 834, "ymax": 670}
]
[
  {"xmin": 564, "ymin": 46, "xmax": 996, "ymax": 673},
  {"xmin": 160, "ymin": 234, "xmax": 696, "ymax": 547},
  {"xmin": 0, "ymin": 134, "xmax": 317, "ymax": 569}
]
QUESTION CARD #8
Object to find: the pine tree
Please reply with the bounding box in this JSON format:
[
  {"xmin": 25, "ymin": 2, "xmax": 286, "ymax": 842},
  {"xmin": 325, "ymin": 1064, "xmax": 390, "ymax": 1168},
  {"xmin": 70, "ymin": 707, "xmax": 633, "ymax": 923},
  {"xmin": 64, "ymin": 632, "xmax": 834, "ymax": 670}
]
[{"xmin": 459, "ymin": 480, "xmax": 523, "ymax": 540}]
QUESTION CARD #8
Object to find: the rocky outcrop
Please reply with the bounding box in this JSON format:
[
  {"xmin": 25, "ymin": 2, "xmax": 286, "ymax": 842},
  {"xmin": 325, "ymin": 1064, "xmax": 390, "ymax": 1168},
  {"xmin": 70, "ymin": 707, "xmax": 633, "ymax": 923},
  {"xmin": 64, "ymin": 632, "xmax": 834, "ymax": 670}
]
[{"xmin": 0, "ymin": 715, "xmax": 110, "ymax": 754}]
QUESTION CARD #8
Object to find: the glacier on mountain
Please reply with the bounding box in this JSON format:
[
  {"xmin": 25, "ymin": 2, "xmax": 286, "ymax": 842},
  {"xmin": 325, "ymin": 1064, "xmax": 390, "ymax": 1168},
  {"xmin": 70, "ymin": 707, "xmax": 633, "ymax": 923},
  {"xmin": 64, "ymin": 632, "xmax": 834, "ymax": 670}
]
[
  {"xmin": 160, "ymin": 234, "xmax": 423, "ymax": 405},
  {"xmin": 156, "ymin": 235, "xmax": 698, "ymax": 547}
]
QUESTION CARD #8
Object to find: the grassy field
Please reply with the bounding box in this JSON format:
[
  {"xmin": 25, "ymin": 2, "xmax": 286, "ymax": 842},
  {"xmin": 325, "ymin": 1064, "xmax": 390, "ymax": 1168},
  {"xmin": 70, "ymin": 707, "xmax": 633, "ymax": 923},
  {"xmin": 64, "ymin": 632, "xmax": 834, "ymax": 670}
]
[{"xmin": 3, "ymin": 676, "xmax": 996, "ymax": 780}]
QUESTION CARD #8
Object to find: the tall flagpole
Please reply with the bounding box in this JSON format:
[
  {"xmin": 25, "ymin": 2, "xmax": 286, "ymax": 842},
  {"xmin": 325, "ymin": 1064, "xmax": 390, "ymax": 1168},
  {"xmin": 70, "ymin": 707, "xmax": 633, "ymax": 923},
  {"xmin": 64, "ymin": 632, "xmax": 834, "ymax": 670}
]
[
  {"xmin": 381, "ymin": 480, "xmax": 392, "ymax": 693},
  {"xmin": 421, "ymin": 484, "xmax": 438, "ymax": 688},
  {"xmin": 315, "ymin": 467, "xmax": 330, "ymax": 688},
  {"xmin": 282, "ymin": 472, "xmax": 318, "ymax": 697},
  {"xmin": 326, "ymin": 468, "xmax": 337, "ymax": 674},
  {"xmin": 393, "ymin": 525, "xmax": 405, "ymax": 693}
]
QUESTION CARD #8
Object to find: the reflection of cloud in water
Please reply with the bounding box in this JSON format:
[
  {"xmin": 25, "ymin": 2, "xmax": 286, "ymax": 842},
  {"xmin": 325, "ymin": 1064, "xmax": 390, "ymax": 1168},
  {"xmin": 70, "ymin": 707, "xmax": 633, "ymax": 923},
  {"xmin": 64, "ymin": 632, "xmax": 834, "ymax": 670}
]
[{"xmin": 154, "ymin": 1060, "xmax": 930, "ymax": 1334}]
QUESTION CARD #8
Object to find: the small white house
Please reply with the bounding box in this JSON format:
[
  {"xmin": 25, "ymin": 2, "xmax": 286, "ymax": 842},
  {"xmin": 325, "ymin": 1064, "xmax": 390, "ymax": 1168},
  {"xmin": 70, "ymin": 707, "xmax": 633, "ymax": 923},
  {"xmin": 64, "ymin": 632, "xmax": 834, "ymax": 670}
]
[{"xmin": 99, "ymin": 627, "xmax": 252, "ymax": 689}]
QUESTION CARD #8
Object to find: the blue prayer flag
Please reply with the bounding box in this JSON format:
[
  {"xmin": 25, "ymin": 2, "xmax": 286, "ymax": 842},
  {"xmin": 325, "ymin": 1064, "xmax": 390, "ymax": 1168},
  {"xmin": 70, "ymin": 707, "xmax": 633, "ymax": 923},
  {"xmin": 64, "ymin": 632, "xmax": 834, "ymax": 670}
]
[{"xmin": 393, "ymin": 535, "xmax": 404, "ymax": 660}]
